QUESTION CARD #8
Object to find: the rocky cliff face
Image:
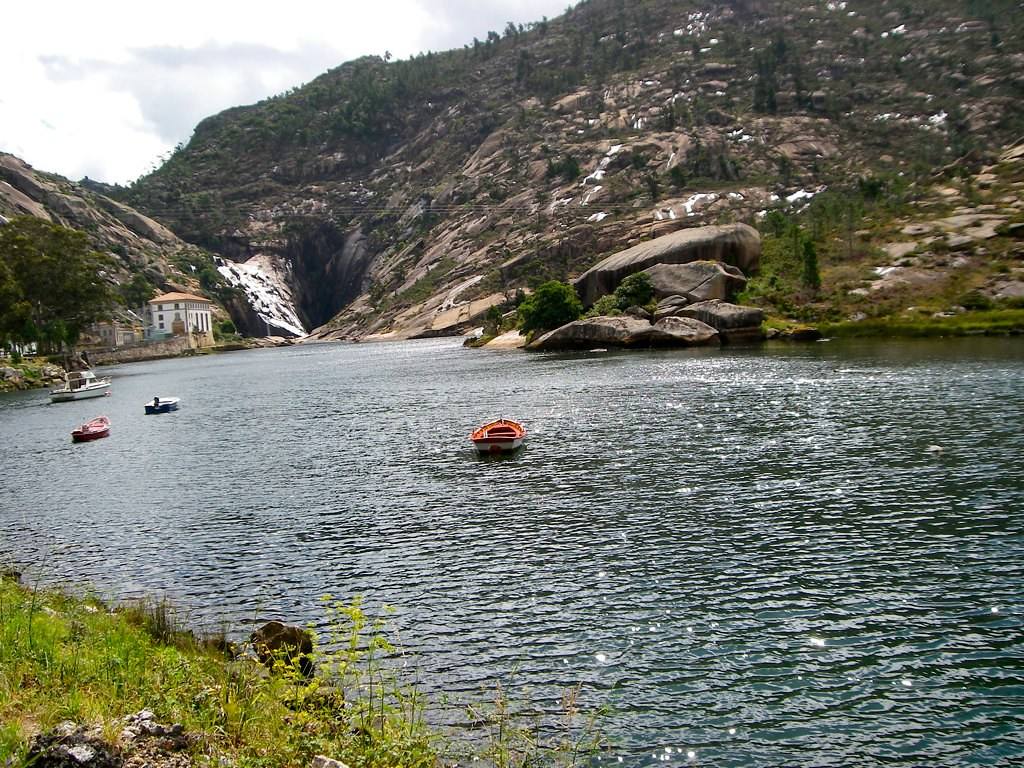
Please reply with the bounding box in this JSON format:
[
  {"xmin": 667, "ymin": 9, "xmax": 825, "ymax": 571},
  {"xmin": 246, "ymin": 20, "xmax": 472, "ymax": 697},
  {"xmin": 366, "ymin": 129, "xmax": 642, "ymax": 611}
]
[
  {"xmin": 0, "ymin": 153, "xmax": 207, "ymax": 303},
  {"xmin": 111, "ymin": 0, "xmax": 1024, "ymax": 338}
]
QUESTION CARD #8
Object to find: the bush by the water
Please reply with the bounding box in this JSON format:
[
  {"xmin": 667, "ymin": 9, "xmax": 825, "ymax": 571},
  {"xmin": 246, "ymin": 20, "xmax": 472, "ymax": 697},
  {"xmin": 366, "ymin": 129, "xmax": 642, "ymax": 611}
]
[
  {"xmin": 584, "ymin": 272, "xmax": 657, "ymax": 318},
  {"xmin": 517, "ymin": 280, "xmax": 583, "ymax": 335}
]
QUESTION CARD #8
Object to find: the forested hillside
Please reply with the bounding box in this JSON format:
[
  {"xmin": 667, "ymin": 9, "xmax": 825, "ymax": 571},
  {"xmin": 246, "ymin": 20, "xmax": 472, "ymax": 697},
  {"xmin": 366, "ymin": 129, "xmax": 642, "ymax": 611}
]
[{"xmin": 74, "ymin": 0, "xmax": 1024, "ymax": 337}]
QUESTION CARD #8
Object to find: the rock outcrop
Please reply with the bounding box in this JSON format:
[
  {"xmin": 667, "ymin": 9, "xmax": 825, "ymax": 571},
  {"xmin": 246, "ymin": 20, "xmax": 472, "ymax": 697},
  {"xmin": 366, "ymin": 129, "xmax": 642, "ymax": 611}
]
[
  {"xmin": 250, "ymin": 620, "xmax": 315, "ymax": 677},
  {"xmin": 573, "ymin": 224, "xmax": 761, "ymax": 306},
  {"xmin": 527, "ymin": 315, "xmax": 719, "ymax": 350},
  {"xmin": 312, "ymin": 757, "xmax": 353, "ymax": 768},
  {"xmin": 654, "ymin": 295, "xmax": 692, "ymax": 321},
  {"xmin": 641, "ymin": 260, "xmax": 748, "ymax": 302},
  {"xmin": 528, "ymin": 316, "xmax": 652, "ymax": 349},
  {"xmin": 25, "ymin": 712, "xmax": 192, "ymax": 768},
  {"xmin": 641, "ymin": 316, "xmax": 723, "ymax": 346},
  {"xmin": 677, "ymin": 300, "xmax": 765, "ymax": 342},
  {"xmin": 0, "ymin": 153, "xmax": 215, "ymax": 313},
  {"xmin": 482, "ymin": 329, "xmax": 527, "ymax": 349}
]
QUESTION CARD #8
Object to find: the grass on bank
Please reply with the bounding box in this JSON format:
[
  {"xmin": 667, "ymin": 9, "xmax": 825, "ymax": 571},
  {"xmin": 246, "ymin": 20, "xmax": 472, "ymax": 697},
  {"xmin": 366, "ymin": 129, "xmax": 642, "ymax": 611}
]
[
  {"xmin": 820, "ymin": 308, "xmax": 1024, "ymax": 338},
  {"xmin": 0, "ymin": 578, "xmax": 601, "ymax": 767}
]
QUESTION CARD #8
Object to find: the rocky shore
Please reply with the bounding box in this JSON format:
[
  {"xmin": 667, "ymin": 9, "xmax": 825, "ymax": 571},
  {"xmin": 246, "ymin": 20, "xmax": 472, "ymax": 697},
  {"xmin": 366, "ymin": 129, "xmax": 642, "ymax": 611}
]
[
  {"xmin": 0, "ymin": 359, "xmax": 66, "ymax": 393},
  {"xmin": 515, "ymin": 223, "xmax": 770, "ymax": 351}
]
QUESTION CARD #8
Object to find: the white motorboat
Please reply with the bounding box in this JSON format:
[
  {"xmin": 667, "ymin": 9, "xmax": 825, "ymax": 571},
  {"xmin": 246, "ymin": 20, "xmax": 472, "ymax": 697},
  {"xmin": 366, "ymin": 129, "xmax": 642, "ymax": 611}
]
[{"xmin": 50, "ymin": 370, "xmax": 111, "ymax": 402}]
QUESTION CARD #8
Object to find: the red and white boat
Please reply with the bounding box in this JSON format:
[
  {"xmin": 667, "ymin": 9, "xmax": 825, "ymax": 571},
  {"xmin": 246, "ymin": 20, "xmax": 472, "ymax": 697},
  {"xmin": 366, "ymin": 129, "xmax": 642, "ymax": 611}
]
[
  {"xmin": 470, "ymin": 418, "xmax": 526, "ymax": 454},
  {"xmin": 71, "ymin": 416, "xmax": 110, "ymax": 443}
]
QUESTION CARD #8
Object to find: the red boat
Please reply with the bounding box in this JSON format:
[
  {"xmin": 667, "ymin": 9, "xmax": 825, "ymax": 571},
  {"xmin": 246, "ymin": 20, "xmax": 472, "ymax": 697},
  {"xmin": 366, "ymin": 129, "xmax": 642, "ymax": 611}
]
[
  {"xmin": 470, "ymin": 418, "xmax": 526, "ymax": 454},
  {"xmin": 71, "ymin": 416, "xmax": 110, "ymax": 443}
]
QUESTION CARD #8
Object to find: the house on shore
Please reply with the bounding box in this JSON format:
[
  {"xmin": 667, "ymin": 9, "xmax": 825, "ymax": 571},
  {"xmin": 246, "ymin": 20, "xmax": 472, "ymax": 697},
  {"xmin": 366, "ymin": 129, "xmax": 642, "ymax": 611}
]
[
  {"xmin": 85, "ymin": 310, "xmax": 145, "ymax": 349},
  {"xmin": 145, "ymin": 292, "xmax": 215, "ymax": 348}
]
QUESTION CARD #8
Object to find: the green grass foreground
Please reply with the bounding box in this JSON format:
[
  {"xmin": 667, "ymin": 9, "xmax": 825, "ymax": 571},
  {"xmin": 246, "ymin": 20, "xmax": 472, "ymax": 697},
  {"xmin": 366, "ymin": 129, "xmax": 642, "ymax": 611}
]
[{"xmin": 0, "ymin": 577, "xmax": 601, "ymax": 767}]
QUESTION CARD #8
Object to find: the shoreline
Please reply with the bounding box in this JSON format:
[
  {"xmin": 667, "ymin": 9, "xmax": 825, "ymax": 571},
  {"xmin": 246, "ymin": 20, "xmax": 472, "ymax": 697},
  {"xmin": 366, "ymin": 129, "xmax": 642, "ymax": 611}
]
[
  {"xmin": 4, "ymin": 315, "xmax": 1023, "ymax": 393},
  {"xmin": 0, "ymin": 339, "xmax": 287, "ymax": 393},
  {"xmin": 0, "ymin": 571, "xmax": 602, "ymax": 767}
]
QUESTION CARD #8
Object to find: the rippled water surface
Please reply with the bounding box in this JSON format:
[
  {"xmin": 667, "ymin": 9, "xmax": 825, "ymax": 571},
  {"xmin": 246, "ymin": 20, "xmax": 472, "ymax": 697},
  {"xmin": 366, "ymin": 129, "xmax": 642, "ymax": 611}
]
[{"xmin": 2, "ymin": 338, "xmax": 1023, "ymax": 765}]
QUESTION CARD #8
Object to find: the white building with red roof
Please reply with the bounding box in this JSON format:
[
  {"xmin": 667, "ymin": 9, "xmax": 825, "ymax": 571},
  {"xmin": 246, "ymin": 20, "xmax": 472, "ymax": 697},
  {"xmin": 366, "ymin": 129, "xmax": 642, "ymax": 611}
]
[{"xmin": 145, "ymin": 291, "xmax": 215, "ymax": 348}]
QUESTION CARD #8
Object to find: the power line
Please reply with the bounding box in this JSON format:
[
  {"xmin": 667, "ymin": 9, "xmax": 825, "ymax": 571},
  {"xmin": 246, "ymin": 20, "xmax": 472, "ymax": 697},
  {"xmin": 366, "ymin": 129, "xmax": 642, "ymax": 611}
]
[{"xmin": 111, "ymin": 197, "xmax": 754, "ymax": 219}]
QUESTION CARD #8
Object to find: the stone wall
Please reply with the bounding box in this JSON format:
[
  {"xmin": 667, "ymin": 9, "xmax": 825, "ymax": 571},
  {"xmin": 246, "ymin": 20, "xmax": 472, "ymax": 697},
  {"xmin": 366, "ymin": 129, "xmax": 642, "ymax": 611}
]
[{"xmin": 90, "ymin": 337, "xmax": 191, "ymax": 365}]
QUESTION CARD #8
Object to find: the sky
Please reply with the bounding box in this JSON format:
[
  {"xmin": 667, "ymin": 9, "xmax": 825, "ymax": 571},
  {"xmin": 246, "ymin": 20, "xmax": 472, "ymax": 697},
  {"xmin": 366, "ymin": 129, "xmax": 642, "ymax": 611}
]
[{"xmin": 0, "ymin": 0, "xmax": 571, "ymax": 185}]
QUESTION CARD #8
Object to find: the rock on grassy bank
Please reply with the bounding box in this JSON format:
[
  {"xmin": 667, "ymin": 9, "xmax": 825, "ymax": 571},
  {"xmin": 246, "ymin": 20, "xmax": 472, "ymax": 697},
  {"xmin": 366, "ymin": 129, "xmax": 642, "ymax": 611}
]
[{"xmin": 0, "ymin": 572, "xmax": 600, "ymax": 768}]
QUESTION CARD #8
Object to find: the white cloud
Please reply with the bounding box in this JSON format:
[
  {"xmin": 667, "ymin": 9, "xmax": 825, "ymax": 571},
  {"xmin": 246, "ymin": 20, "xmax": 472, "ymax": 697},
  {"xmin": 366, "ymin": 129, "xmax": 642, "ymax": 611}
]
[{"xmin": 0, "ymin": 0, "xmax": 568, "ymax": 184}]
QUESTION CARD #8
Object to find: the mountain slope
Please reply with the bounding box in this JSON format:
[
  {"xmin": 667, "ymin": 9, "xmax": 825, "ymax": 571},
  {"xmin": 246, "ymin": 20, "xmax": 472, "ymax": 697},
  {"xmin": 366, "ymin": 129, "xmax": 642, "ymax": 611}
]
[
  {"xmin": 121, "ymin": 0, "xmax": 1024, "ymax": 339},
  {"xmin": 0, "ymin": 153, "xmax": 235, "ymax": 315}
]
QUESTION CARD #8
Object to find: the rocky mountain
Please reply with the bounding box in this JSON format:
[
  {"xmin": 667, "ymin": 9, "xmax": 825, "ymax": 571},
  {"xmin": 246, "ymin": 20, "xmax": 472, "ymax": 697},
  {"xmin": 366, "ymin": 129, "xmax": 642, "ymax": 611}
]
[
  {"xmin": 103, "ymin": 0, "xmax": 1024, "ymax": 339},
  {"xmin": 0, "ymin": 153, "xmax": 247, "ymax": 322}
]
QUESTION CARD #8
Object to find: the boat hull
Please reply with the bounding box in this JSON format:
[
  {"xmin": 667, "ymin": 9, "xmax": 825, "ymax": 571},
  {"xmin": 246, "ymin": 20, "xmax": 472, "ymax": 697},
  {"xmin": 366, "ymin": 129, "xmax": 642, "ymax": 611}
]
[
  {"xmin": 72, "ymin": 428, "xmax": 110, "ymax": 442},
  {"xmin": 470, "ymin": 419, "xmax": 527, "ymax": 454},
  {"xmin": 71, "ymin": 416, "xmax": 110, "ymax": 442},
  {"xmin": 145, "ymin": 399, "xmax": 179, "ymax": 414},
  {"xmin": 472, "ymin": 437, "xmax": 524, "ymax": 454},
  {"xmin": 51, "ymin": 383, "xmax": 110, "ymax": 402}
]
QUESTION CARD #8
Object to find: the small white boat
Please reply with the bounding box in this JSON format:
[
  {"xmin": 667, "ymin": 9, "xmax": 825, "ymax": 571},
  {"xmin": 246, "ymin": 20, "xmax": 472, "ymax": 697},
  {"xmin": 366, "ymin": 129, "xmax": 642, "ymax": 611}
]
[
  {"xmin": 145, "ymin": 397, "xmax": 180, "ymax": 414},
  {"xmin": 50, "ymin": 370, "xmax": 111, "ymax": 402}
]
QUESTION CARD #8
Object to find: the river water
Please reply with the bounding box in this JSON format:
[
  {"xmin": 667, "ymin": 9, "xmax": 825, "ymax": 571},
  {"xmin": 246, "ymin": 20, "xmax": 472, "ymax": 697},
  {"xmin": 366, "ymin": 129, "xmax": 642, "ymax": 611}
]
[{"xmin": 1, "ymin": 337, "xmax": 1022, "ymax": 765}]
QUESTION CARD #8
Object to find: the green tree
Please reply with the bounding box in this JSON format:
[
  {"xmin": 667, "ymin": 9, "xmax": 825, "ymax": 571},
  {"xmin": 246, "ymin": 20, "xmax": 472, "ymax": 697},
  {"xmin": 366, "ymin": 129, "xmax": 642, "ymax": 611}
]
[
  {"xmin": 801, "ymin": 238, "xmax": 821, "ymax": 291},
  {"xmin": 613, "ymin": 272, "xmax": 654, "ymax": 309},
  {"xmin": 517, "ymin": 281, "xmax": 583, "ymax": 334},
  {"xmin": 483, "ymin": 305, "xmax": 503, "ymax": 336},
  {"xmin": 586, "ymin": 294, "xmax": 621, "ymax": 318},
  {"xmin": 0, "ymin": 257, "xmax": 31, "ymax": 349},
  {"xmin": 546, "ymin": 155, "xmax": 581, "ymax": 182},
  {"xmin": 0, "ymin": 216, "xmax": 115, "ymax": 351},
  {"xmin": 763, "ymin": 210, "xmax": 791, "ymax": 238},
  {"xmin": 644, "ymin": 174, "xmax": 660, "ymax": 201},
  {"xmin": 753, "ymin": 49, "xmax": 779, "ymax": 113},
  {"xmin": 119, "ymin": 272, "xmax": 155, "ymax": 309}
]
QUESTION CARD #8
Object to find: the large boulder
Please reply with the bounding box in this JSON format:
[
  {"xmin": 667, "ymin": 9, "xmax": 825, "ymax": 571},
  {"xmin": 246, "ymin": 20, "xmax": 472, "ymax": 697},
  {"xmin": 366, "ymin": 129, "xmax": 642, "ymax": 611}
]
[
  {"xmin": 677, "ymin": 299, "xmax": 764, "ymax": 342},
  {"xmin": 641, "ymin": 260, "xmax": 747, "ymax": 302},
  {"xmin": 482, "ymin": 329, "xmax": 527, "ymax": 349},
  {"xmin": 528, "ymin": 316, "xmax": 652, "ymax": 350},
  {"xmin": 639, "ymin": 316, "xmax": 721, "ymax": 346},
  {"xmin": 527, "ymin": 315, "xmax": 719, "ymax": 350},
  {"xmin": 653, "ymin": 295, "xmax": 692, "ymax": 321},
  {"xmin": 573, "ymin": 224, "xmax": 760, "ymax": 305},
  {"xmin": 251, "ymin": 620, "xmax": 315, "ymax": 677}
]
